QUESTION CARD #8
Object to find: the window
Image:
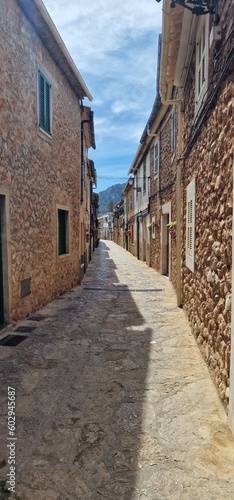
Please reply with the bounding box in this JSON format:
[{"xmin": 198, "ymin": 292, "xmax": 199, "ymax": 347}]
[
  {"xmin": 129, "ymin": 194, "xmax": 133, "ymax": 211},
  {"xmin": 152, "ymin": 216, "xmax": 155, "ymax": 239},
  {"xmin": 186, "ymin": 179, "xmax": 195, "ymax": 272},
  {"xmin": 136, "ymin": 174, "xmax": 139, "ymax": 200},
  {"xmin": 58, "ymin": 209, "xmax": 69, "ymax": 255},
  {"xmin": 143, "ymin": 159, "xmax": 146, "ymax": 194},
  {"xmin": 154, "ymin": 141, "xmax": 159, "ymax": 174},
  {"xmin": 171, "ymin": 108, "xmax": 175, "ymax": 152},
  {"xmin": 195, "ymin": 16, "xmax": 209, "ymax": 115},
  {"xmin": 38, "ymin": 71, "xmax": 51, "ymax": 134}
]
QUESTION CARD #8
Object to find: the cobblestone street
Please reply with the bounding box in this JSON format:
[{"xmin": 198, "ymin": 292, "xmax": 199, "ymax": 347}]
[{"xmin": 0, "ymin": 240, "xmax": 234, "ymax": 499}]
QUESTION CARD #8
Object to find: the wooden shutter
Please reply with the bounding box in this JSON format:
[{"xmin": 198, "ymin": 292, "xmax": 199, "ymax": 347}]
[
  {"xmin": 39, "ymin": 73, "xmax": 45, "ymax": 130},
  {"xmin": 154, "ymin": 142, "xmax": 159, "ymax": 174},
  {"xmin": 45, "ymin": 80, "xmax": 51, "ymax": 133},
  {"xmin": 186, "ymin": 179, "xmax": 195, "ymax": 272},
  {"xmin": 197, "ymin": 23, "xmax": 206, "ymax": 98},
  {"xmin": 143, "ymin": 160, "xmax": 146, "ymax": 193},
  {"xmin": 58, "ymin": 209, "xmax": 67, "ymax": 255},
  {"xmin": 187, "ymin": 200, "xmax": 193, "ymax": 256},
  {"xmin": 195, "ymin": 17, "xmax": 208, "ymax": 114},
  {"xmin": 38, "ymin": 71, "xmax": 51, "ymax": 134}
]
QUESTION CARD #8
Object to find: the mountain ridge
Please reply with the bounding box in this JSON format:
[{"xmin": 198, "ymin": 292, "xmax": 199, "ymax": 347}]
[{"xmin": 97, "ymin": 183, "xmax": 125, "ymax": 215}]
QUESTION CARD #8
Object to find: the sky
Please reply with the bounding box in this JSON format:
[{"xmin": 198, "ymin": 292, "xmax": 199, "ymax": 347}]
[{"xmin": 42, "ymin": 0, "xmax": 163, "ymax": 192}]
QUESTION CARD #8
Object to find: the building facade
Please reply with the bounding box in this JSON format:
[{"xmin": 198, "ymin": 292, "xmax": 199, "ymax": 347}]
[
  {"xmin": 159, "ymin": 0, "xmax": 234, "ymax": 417},
  {"xmin": 123, "ymin": 179, "xmax": 134, "ymax": 254},
  {"xmin": 128, "ymin": 148, "xmax": 151, "ymax": 264},
  {"xmin": 0, "ymin": 0, "xmax": 94, "ymax": 324},
  {"xmin": 114, "ymin": 0, "xmax": 234, "ymax": 430},
  {"xmin": 79, "ymin": 106, "xmax": 96, "ymax": 280},
  {"xmin": 98, "ymin": 213, "xmax": 114, "ymax": 241}
]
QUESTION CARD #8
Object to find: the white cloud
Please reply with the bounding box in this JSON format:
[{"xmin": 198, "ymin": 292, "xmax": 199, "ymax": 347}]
[{"xmin": 42, "ymin": 0, "xmax": 162, "ymax": 191}]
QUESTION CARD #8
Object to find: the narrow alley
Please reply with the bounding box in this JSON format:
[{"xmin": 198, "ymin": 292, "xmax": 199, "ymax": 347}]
[{"xmin": 1, "ymin": 241, "xmax": 234, "ymax": 500}]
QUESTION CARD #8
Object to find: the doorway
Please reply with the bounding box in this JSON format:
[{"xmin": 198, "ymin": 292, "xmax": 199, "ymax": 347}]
[
  {"xmin": 0, "ymin": 202, "xmax": 4, "ymax": 325},
  {"xmin": 0, "ymin": 193, "xmax": 10, "ymax": 327},
  {"xmin": 161, "ymin": 201, "xmax": 171, "ymax": 280},
  {"xmin": 162, "ymin": 213, "xmax": 169, "ymax": 276}
]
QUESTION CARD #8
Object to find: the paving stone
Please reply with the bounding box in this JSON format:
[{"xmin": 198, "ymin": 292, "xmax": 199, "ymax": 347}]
[{"xmin": 0, "ymin": 240, "xmax": 234, "ymax": 499}]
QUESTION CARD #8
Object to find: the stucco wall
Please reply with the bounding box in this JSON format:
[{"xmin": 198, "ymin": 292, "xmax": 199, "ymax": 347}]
[{"xmin": 0, "ymin": 0, "xmax": 82, "ymax": 321}]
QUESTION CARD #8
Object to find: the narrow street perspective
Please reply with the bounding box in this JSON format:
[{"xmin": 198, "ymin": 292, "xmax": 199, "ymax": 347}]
[{"xmin": 0, "ymin": 240, "xmax": 234, "ymax": 500}]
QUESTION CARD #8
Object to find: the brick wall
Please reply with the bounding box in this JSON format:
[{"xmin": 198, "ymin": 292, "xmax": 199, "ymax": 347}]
[{"xmin": 0, "ymin": 0, "xmax": 82, "ymax": 321}]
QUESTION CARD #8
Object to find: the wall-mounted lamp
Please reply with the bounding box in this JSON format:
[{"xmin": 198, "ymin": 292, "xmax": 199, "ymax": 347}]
[
  {"xmin": 128, "ymin": 177, "xmax": 141, "ymax": 192},
  {"xmin": 169, "ymin": 0, "xmax": 219, "ymax": 19}
]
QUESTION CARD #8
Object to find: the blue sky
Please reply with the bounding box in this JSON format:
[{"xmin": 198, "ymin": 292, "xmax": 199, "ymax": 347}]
[{"xmin": 43, "ymin": 0, "xmax": 163, "ymax": 192}]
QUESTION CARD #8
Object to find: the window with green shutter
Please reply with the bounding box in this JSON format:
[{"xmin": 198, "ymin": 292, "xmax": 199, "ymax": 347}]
[
  {"xmin": 58, "ymin": 209, "xmax": 69, "ymax": 255},
  {"xmin": 38, "ymin": 71, "xmax": 51, "ymax": 134}
]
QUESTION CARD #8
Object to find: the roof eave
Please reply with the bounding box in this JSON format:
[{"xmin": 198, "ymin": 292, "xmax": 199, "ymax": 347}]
[
  {"xmin": 160, "ymin": 0, "xmax": 184, "ymax": 101},
  {"xmin": 17, "ymin": 0, "xmax": 92, "ymax": 101}
]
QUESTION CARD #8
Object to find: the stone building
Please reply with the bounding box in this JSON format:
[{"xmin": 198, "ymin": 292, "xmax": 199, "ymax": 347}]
[
  {"xmin": 159, "ymin": 0, "xmax": 234, "ymax": 421},
  {"xmin": 140, "ymin": 93, "xmax": 179, "ymax": 288},
  {"xmin": 91, "ymin": 191, "xmax": 99, "ymax": 253},
  {"xmin": 113, "ymin": 202, "xmax": 124, "ymax": 247},
  {"xmin": 0, "ymin": 0, "xmax": 94, "ymax": 325},
  {"xmin": 123, "ymin": 179, "xmax": 135, "ymax": 255},
  {"xmin": 128, "ymin": 146, "xmax": 151, "ymax": 264},
  {"xmin": 125, "ymin": 34, "xmax": 179, "ymax": 287},
  {"xmin": 79, "ymin": 105, "xmax": 96, "ymax": 280},
  {"xmin": 98, "ymin": 213, "xmax": 114, "ymax": 241}
]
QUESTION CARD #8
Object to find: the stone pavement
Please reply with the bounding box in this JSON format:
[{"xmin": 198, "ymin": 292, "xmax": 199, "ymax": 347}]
[{"xmin": 0, "ymin": 240, "xmax": 234, "ymax": 500}]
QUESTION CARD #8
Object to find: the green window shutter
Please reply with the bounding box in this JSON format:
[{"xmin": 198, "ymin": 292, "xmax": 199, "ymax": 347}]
[
  {"xmin": 38, "ymin": 71, "xmax": 51, "ymax": 134},
  {"xmin": 39, "ymin": 73, "xmax": 45, "ymax": 129},
  {"xmin": 58, "ymin": 209, "xmax": 67, "ymax": 255},
  {"xmin": 45, "ymin": 80, "xmax": 51, "ymax": 133}
]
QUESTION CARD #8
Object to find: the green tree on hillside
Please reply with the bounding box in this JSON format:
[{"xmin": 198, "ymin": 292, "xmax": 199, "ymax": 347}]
[{"xmin": 106, "ymin": 199, "xmax": 115, "ymax": 212}]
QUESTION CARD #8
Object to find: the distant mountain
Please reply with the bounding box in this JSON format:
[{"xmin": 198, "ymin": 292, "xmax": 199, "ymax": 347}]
[{"xmin": 98, "ymin": 183, "xmax": 125, "ymax": 215}]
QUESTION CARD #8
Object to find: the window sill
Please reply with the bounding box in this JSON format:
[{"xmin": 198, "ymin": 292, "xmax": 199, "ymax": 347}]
[
  {"xmin": 58, "ymin": 253, "xmax": 70, "ymax": 260},
  {"xmin": 37, "ymin": 127, "xmax": 52, "ymax": 144}
]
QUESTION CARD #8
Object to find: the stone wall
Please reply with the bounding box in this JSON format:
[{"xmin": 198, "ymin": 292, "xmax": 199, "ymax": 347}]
[
  {"xmin": 0, "ymin": 0, "xmax": 82, "ymax": 322},
  {"xmin": 182, "ymin": 1, "xmax": 234, "ymax": 403},
  {"xmin": 149, "ymin": 107, "xmax": 178, "ymax": 289}
]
